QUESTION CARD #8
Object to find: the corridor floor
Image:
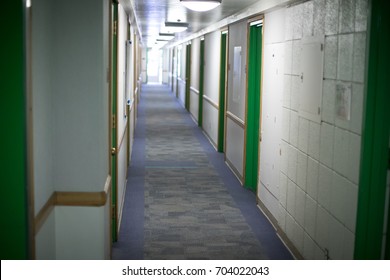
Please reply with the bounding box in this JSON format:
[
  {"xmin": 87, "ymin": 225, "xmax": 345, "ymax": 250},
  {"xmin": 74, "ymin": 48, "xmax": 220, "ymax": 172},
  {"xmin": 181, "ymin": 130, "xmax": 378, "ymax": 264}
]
[{"xmin": 112, "ymin": 84, "xmax": 293, "ymax": 260}]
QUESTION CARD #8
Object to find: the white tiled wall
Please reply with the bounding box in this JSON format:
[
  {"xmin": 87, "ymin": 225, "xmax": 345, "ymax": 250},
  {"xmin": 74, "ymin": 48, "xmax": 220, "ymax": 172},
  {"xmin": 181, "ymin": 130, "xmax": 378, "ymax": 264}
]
[{"xmin": 261, "ymin": 0, "xmax": 368, "ymax": 259}]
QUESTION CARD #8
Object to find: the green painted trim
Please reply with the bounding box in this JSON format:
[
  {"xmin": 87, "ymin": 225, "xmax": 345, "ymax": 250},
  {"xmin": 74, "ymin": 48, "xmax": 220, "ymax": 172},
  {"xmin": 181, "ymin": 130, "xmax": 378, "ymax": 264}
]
[
  {"xmin": 218, "ymin": 33, "xmax": 227, "ymax": 153},
  {"xmin": 0, "ymin": 1, "xmax": 29, "ymax": 259},
  {"xmin": 198, "ymin": 40, "xmax": 205, "ymax": 127},
  {"xmin": 111, "ymin": 2, "xmax": 118, "ymax": 242},
  {"xmin": 185, "ymin": 44, "xmax": 191, "ymax": 111},
  {"xmin": 245, "ymin": 25, "xmax": 262, "ymax": 192},
  {"xmin": 354, "ymin": 0, "xmax": 390, "ymax": 259}
]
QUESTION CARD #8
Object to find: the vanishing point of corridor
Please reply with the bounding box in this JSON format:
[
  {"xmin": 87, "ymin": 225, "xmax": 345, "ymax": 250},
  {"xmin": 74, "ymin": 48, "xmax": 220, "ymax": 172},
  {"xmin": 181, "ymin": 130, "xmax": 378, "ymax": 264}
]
[{"xmin": 112, "ymin": 85, "xmax": 292, "ymax": 260}]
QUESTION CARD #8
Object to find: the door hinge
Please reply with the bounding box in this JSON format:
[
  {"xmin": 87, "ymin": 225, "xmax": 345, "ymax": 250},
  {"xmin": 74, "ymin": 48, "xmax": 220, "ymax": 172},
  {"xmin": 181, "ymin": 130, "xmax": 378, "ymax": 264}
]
[
  {"xmin": 112, "ymin": 115, "xmax": 116, "ymax": 129},
  {"xmin": 114, "ymin": 20, "xmax": 117, "ymax": 36}
]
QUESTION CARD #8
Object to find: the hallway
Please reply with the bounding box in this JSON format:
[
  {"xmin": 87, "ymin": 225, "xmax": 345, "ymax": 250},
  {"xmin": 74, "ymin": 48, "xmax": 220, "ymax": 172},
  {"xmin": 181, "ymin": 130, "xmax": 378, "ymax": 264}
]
[
  {"xmin": 112, "ymin": 84, "xmax": 292, "ymax": 260},
  {"xmin": 4, "ymin": 0, "xmax": 390, "ymax": 261}
]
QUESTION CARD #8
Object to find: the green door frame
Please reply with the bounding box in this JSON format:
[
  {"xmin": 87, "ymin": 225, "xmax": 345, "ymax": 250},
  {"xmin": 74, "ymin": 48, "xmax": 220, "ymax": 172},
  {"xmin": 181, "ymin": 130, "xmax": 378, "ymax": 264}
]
[
  {"xmin": 111, "ymin": 1, "xmax": 118, "ymax": 242},
  {"xmin": 198, "ymin": 39, "xmax": 205, "ymax": 127},
  {"xmin": 244, "ymin": 24, "xmax": 262, "ymax": 192},
  {"xmin": 218, "ymin": 32, "xmax": 228, "ymax": 153},
  {"xmin": 354, "ymin": 0, "xmax": 390, "ymax": 259},
  {"xmin": 185, "ymin": 44, "xmax": 191, "ymax": 111},
  {"xmin": 0, "ymin": 1, "xmax": 30, "ymax": 259}
]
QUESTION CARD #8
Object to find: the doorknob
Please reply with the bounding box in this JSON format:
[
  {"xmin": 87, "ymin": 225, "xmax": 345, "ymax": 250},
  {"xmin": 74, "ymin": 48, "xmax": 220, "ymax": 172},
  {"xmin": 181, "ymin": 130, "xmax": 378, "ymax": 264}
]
[{"xmin": 111, "ymin": 147, "xmax": 117, "ymax": 155}]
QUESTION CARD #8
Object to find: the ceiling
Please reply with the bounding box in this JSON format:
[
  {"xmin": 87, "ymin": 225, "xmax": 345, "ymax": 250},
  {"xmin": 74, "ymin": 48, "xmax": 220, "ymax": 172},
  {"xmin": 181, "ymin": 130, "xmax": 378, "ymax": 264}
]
[{"xmin": 127, "ymin": 0, "xmax": 263, "ymax": 47}]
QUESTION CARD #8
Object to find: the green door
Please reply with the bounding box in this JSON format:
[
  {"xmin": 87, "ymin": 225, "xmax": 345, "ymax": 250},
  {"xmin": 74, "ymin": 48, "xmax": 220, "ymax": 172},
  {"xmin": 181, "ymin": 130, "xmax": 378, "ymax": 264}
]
[
  {"xmin": 218, "ymin": 32, "xmax": 228, "ymax": 153},
  {"xmin": 111, "ymin": 2, "xmax": 118, "ymax": 242},
  {"xmin": 185, "ymin": 44, "xmax": 191, "ymax": 111},
  {"xmin": 0, "ymin": 1, "xmax": 30, "ymax": 259},
  {"xmin": 198, "ymin": 39, "xmax": 205, "ymax": 127},
  {"xmin": 354, "ymin": 0, "xmax": 390, "ymax": 259},
  {"xmin": 244, "ymin": 23, "xmax": 262, "ymax": 192}
]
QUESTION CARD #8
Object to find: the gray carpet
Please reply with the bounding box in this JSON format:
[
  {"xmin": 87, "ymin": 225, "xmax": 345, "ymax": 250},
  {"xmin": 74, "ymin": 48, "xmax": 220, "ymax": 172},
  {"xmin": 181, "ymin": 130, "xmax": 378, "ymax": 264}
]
[{"xmin": 143, "ymin": 86, "xmax": 267, "ymax": 260}]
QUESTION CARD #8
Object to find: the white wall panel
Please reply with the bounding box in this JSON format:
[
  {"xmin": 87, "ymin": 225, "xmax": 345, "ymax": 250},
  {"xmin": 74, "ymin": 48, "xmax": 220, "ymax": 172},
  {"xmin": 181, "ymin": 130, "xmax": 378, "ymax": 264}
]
[
  {"xmin": 117, "ymin": 5, "xmax": 128, "ymax": 141},
  {"xmin": 259, "ymin": 182, "xmax": 279, "ymax": 221},
  {"xmin": 55, "ymin": 206, "xmax": 109, "ymax": 259},
  {"xmin": 190, "ymin": 90, "xmax": 199, "ymax": 122},
  {"xmin": 226, "ymin": 118, "xmax": 244, "ymax": 178},
  {"xmin": 202, "ymin": 30, "xmax": 221, "ymax": 148},
  {"xmin": 52, "ymin": 0, "xmax": 109, "ymax": 191},
  {"xmin": 162, "ymin": 48, "xmax": 170, "ymax": 84},
  {"xmin": 191, "ymin": 38, "xmax": 200, "ymax": 90},
  {"xmin": 204, "ymin": 31, "xmax": 221, "ymax": 103},
  {"xmin": 35, "ymin": 210, "xmax": 56, "ymax": 259},
  {"xmin": 32, "ymin": 0, "xmax": 111, "ymax": 259},
  {"xmin": 202, "ymin": 102, "xmax": 219, "ymax": 147},
  {"xmin": 264, "ymin": 8, "xmax": 286, "ymax": 44},
  {"xmin": 128, "ymin": 106, "xmax": 135, "ymax": 159},
  {"xmin": 259, "ymin": 41, "xmax": 284, "ymax": 201},
  {"xmin": 32, "ymin": 0, "xmax": 54, "ymax": 213},
  {"xmin": 117, "ymin": 129, "xmax": 128, "ymax": 229},
  {"xmin": 260, "ymin": 0, "xmax": 369, "ymax": 259},
  {"xmin": 178, "ymin": 79, "xmax": 186, "ymax": 107}
]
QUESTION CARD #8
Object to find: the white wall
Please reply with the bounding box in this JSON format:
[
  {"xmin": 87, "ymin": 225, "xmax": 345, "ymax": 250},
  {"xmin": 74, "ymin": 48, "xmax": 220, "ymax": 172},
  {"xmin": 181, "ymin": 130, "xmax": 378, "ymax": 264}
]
[
  {"xmin": 190, "ymin": 38, "xmax": 200, "ymax": 90},
  {"xmin": 162, "ymin": 48, "xmax": 170, "ymax": 84},
  {"xmin": 141, "ymin": 48, "xmax": 147, "ymax": 83},
  {"xmin": 259, "ymin": 8, "xmax": 285, "ymax": 225},
  {"xmin": 35, "ymin": 211, "xmax": 56, "ymax": 259},
  {"xmin": 189, "ymin": 38, "xmax": 201, "ymax": 121},
  {"xmin": 32, "ymin": 0, "xmax": 111, "ymax": 259},
  {"xmin": 55, "ymin": 205, "xmax": 110, "ymax": 259},
  {"xmin": 52, "ymin": 0, "xmax": 109, "ymax": 192},
  {"xmin": 32, "ymin": 0, "xmax": 56, "ymax": 258},
  {"xmin": 116, "ymin": 4, "xmax": 129, "ymax": 229},
  {"xmin": 202, "ymin": 31, "xmax": 221, "ymax": 147},
  {"xmin": 260, "ymin": 0, "xmax": 368, "ymax": 259},
  {"xmin": 177, "ymin": 45, "xmax": 186, "ymax": 107}
]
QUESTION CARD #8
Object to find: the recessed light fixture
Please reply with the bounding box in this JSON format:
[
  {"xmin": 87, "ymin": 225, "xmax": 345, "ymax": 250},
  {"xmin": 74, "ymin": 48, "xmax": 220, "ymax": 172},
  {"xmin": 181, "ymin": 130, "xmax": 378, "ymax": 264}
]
[
  {"xmin": 180, "ymin": 0, "xmax": 222, "ymax": 12},
  {"xmin": 162, "ymin": 21, "xmax": 189, "ymax": 33}
]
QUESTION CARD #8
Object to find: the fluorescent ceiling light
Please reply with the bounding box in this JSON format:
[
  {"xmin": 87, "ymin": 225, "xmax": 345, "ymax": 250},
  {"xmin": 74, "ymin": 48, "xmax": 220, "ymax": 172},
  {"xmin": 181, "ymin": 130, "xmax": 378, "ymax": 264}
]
[
  {"xmin": 159, "ymin": 33, "xmax": 175, "ymax": 37},
  {"xmin": 180, "ymin": 0, "xmax": 221, "ymax": 12},
  {"xmin": 157, "ymin": 37, "xmax": 173, "ymax": 41},
  {"xmin": 158, "ymin": 33, "xmax": 175, "ymax": 41},
  {"xmin": 162, "ymin": 22, "xmax": 189, "ymax": 33}
]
